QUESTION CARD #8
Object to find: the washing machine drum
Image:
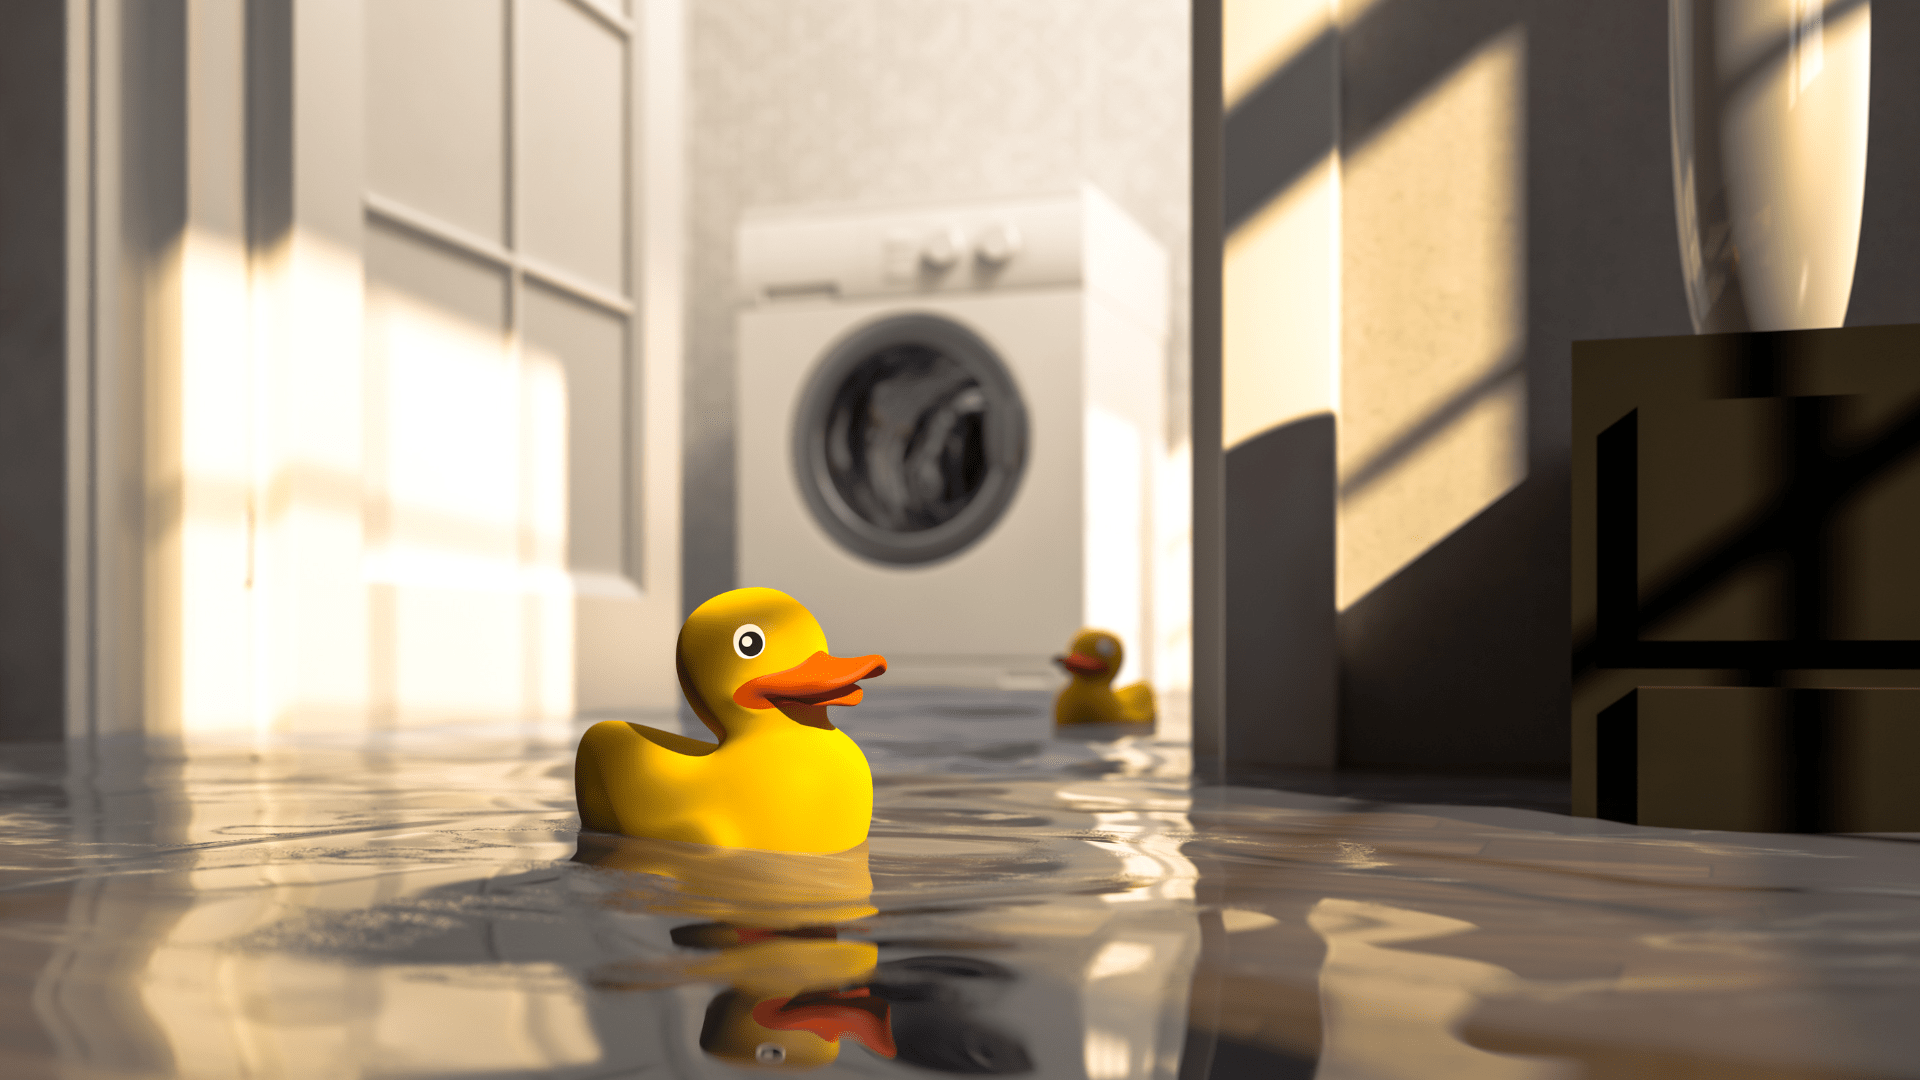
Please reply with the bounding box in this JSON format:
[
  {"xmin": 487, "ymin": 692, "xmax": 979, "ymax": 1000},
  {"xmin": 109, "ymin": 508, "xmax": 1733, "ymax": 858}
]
[{"xmin": 794, "ymin": 314, "xmax": 1028, "ymax": 565}]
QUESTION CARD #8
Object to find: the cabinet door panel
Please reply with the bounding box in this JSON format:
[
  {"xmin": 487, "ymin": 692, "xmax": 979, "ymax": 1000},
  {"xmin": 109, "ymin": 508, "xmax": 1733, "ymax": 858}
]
[
  {"xmin": 367, "ymin": 0, "xmax": 507, "ymax": 242},
  {"xmin": 524, "ymin": 282, "xmax": 629, "ymax": 577},
  {"xmin": 519, "ymin": 0, "xmax": 627, "ymax": 290}
]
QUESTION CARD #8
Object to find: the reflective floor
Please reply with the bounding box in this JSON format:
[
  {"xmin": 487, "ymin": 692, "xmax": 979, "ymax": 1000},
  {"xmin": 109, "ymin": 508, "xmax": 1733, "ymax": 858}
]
[{"xmin": 4, "ymin": 690, "xmax": 1920, "ymax": 1079}]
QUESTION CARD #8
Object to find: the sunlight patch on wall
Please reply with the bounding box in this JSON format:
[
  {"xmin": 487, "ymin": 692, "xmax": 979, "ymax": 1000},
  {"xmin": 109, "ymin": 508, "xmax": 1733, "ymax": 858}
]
[
  {"xmin": 1337, "ymin": 27, "xmax": 1528, "ymax": 611},
  {"xmin": 1154, "ymin": 440, "xmax": 1193, "ymax": 713},
  {"xmin": 159, "ymin": 227, "xmax": 375, "ymax": 734},
  {"xmin": 254, "ymin": 230, "xmax": 374, "ymax": 731},
  {"xmin": 363, "ymin": 223, "xmax": 574, "ymax": 725},
  {"xmin": 165, "ymin": 227, "xmax": 256, "ymax": 733},
  {"xmin": 1336, "ymin": 0, "xmax": 1391, "ymax": 30},
  {"xmin": 1223, "ymin": 0, "xmax": 1334, "ymax": 109},
  {"xmin": 1222, "ymin": 0, "xmax": 1339, "ymax": 453},
  {"xmin": 1086, "ymin": 405, "xmax": 1147, "ymax": 688},
  {"xmin": 1223, "ymin": 151, "xmax": 1341, "ymax": 450}
]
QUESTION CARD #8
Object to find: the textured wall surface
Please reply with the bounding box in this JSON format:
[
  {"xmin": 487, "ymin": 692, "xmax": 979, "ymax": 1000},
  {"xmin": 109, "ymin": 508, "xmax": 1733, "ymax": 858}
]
[
  {"xmin": 1333, "ymin": 1, "xmax": 1692, "ymax": 770},
  {"xmin": 1327, "ymin": 1, "xmax": 1920, "ymax": 771},
  {"xmin": 683, "ymin": 0, "xmax": 1190, "ymax": 612}
]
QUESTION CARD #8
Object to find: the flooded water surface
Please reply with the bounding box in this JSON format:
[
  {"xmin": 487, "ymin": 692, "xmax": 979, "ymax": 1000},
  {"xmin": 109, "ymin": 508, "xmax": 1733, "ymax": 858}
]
[{"xmin": 4, "ymin": 689, "xmax": 1920, "ymax": 1078}]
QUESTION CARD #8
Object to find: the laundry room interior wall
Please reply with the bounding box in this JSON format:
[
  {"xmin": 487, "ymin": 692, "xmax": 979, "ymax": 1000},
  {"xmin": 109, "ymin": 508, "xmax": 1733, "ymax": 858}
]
[
  {"xmin": 1214, "ymin": 1, "xmax": 1920, "ymax": 781},
  {"xmin": 682, "ymin": 0, "xmax": 1191, "ymax": 627}
]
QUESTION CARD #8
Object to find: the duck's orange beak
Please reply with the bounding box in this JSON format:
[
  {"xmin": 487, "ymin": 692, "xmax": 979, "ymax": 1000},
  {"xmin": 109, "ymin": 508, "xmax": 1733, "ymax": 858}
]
[
  {"xmin": 751, "ymin": 988, "xmax": 897, "ymax": 1058},
  {"xmin": 1054, "ymin": 652, "xmax": 1106, "ymax": 676},
  {"xmin": 734, "ymin": 651, "xmax": 888, "ymax": 710}
]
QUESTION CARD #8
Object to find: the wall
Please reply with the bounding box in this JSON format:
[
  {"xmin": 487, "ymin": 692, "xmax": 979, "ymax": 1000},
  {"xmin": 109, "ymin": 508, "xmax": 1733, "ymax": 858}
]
[
  {"xmin": 1335, "ymin": 1, "xmax": 1692, "ymax": 772},
  {"xmin": 1218, "ymin": 0, "xmax": 1920, "ymax": 778},
  {"xmin": 682, "ymin": 0, "xmax": 1192, "ymax": 626},
  {"xmin": 1216, "ymin": 0, "xmax": 1340, "ymax": 775},
  {"xmin": 0, "ymin": 0, "xmax": 68, "ymax": 740},
  {"xmin": 1223, "ymin": 0, "xmax": 1695, "ymax": 776}
]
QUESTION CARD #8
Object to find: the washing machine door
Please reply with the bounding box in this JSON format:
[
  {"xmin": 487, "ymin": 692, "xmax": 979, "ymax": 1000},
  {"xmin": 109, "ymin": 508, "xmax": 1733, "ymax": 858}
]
[{"xmin": 794, "ymin": 314, "xmax": 1028, "ymax": 565}]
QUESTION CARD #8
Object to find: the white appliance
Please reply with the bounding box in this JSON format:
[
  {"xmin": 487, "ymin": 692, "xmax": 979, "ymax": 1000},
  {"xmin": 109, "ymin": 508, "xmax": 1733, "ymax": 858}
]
[{"xmin": 736, "ymin": 187, "xmax": 1168, "ymax": 688}]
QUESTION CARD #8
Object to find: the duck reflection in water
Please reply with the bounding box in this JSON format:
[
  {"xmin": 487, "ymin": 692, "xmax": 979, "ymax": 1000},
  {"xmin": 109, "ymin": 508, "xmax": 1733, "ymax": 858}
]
[
  {"xmin": 697, "ymin": 948, "xmax": 1032, "ymax": 1073},
  {"xmin": 573, "ymin": 831, "xmax": 1033, "ymax": 1073}
]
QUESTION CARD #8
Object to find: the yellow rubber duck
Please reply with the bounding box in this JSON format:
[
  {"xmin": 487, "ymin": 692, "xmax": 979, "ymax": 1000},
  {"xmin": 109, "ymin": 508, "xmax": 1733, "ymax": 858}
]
[
  {"xmin": 575, "ymin": 587, "xmax": 886, "ymax": 853},
  {"xmin": 1053, "ymin": 629, "xmax": 1155, "ymax": 724}
]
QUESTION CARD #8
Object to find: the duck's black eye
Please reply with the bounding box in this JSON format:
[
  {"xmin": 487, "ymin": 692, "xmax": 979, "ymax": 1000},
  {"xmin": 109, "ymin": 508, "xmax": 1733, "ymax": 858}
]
[
  {"xmin": 755, "ymin": 1043, "xmax": 786, "ymax": 1065},
  {"xmin": 733, "ymin": 624, "xmax": 766, "ymax": 659}
]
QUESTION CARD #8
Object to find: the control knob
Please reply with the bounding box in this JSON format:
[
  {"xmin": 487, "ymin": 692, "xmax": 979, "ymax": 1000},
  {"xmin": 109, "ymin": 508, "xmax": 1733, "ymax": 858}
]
[
  {"xmin": 974, "ymin": 222, "xmax": 1023, "ymax": 267},
  {"xmin": 920, "ymin": 227, "xmax": 966, "ymax": 272}
]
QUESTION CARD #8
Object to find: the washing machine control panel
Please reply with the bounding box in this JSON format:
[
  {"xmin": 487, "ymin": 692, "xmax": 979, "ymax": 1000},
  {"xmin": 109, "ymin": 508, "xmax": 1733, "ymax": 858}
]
[
  {"xmin": 882, "ymin": 224, "xmax": 1018, "ymax": 283},
  {"xmin": 737, "ymin": 188, "xmax": 1169, "ymax": 338},
  {"xmin": 741, "ymin": 194, "xmax": 1083, "ymax": 301}
]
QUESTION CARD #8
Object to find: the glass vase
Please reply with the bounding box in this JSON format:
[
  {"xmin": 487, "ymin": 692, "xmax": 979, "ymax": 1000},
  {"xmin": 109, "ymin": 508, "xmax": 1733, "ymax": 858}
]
[{"xmin": 1670, "ymin": 0, "xmax": 1870, "ymax": 333}]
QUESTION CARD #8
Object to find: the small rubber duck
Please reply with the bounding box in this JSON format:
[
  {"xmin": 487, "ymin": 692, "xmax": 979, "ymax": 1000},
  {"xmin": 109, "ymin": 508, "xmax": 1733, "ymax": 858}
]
[
  {"xmin": 1053, "ymin": 629, "xmax": 1155, "ymax": 724},
  {"xmin": 575, "ymin": 587, "xmax": 886, "ymax": 853}
]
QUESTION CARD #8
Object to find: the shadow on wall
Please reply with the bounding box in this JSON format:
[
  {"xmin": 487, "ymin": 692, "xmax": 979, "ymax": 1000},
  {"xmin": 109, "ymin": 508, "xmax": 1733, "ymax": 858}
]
[
  {"xmin": 1224, "ymin": 0, "xmax": 1706, "ymax": 772},
  {"xmin": 1224, "ymin": 415, "xmax": 1334, "ymax": 774},
  {"xmin": 1338, "ymin": 472, "xmax": 1567, "ymax": 769},
  {"xmin": 0, "ymin": 0, "xmax": 68, "ymax": 740}
]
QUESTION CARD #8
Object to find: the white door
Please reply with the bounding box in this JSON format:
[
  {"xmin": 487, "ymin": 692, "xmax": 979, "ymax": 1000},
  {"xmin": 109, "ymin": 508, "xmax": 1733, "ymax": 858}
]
[
  {"xmin": 358, "ymin": 0, "xmax": 685, "ymax": 725},
  {"xmin": 70, "ymin": 0, "xmax": 684, "ymax": 735}
]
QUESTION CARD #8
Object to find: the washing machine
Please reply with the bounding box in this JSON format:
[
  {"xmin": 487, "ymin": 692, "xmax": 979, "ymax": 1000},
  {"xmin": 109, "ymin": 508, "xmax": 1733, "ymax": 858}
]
[{"xmin": 736, "ymin": 187, "xmax": 1168, "ymax": 689}]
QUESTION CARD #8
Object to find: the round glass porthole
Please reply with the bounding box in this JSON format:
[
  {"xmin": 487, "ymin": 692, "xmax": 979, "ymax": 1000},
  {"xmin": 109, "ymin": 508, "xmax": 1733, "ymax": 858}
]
[{"xmin": 794, "ymin": 314, "xmax": 1028, "ymax": 565}]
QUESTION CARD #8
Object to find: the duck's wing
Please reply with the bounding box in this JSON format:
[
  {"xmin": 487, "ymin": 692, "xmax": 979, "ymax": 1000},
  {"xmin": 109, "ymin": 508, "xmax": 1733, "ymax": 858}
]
[
  {"xmin": 575, "ymin": 720, "xmax": 721, "ymax": 837},
  {"xmin": 627, "ymin": 722, "xmax": 721, "ymax": 756},
  {"xmin": 1114, "ymin": 684, "xmax": 1157, "ymax": 722}
]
